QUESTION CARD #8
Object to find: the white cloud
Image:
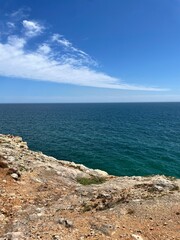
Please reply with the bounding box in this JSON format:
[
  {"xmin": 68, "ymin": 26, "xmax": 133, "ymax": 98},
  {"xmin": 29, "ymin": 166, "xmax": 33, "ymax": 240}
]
[
  {"xmin": 0, "ymin": 15, "xmax": 168, "ymax": 91},
  {"xmin": 10, "ymin": 8, "xmax": 29, "ymax": 19},
  {"xmin": 7, "ymin": 22, "xmax": 15, "ymax": 29},
  {"xmin": 8, "ymin": 8, "xmax": 30, "ymax": 21},
  {"xmin": 52, "ymin": 34, "xmax": 97, "ymax": 66},
  {"xmin": 7, "ymin": 35, "xmax": 26, "ymax": 48},
  {"xmin": 38, "ymin": 44, "xmax": 51, "ymax": 54},
  {"xmin": 52, "ymin": 34, "xmax": 72, "ymax": 47},
  {"xmin": 22, "ymin": 20, "xmax": 43, "ymax": 37},
  {"xmin": 0, "ymin": 40, "xmax": 167, "ymax": 91}
]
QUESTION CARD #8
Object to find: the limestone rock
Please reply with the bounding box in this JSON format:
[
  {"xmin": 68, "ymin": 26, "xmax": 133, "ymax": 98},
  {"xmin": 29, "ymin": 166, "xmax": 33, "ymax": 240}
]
[
  {"xmin": 94, "ymin": 169, "xmax": 108, "ymax": 177},
  {"xmin": 131, "ymin": 234, "xmax": 144, "ymax": 240},
  {"xmin": 10, "ymin": 173, "xmax": 19, "ymax": 180},
  {"xmin": 0, "ymin": 134, "xmax": 179, "ymax": 240},
  {"xmin": 6, "ymin": 231, "xmax": 24, "ymax": 240}
]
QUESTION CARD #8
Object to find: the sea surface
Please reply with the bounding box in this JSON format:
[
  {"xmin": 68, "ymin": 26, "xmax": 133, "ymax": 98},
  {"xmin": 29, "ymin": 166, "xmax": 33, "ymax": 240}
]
[{"xmin": 0, "ymin": 103, "xmax": 179, "ymax": 177}]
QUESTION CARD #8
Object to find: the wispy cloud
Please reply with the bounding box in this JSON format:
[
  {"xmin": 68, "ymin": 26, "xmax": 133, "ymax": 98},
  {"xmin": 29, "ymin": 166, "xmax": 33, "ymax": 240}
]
[
  {"xmin": 22, "ymin": 20, "xmax": 44, "ymax": 37},
  {"xmin": 52, "ymin": 34, "xmax": 72, "ymax": 47},
  {"xmin": 0, "ymin": 10, "xmax": 168, "ymax": 91}
]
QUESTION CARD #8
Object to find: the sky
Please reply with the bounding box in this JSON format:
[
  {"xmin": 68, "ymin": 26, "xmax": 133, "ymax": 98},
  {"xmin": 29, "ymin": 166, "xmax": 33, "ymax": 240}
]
[{"xmin": 0, "ymin": 0, "xmax": 180, "ymax": 103}]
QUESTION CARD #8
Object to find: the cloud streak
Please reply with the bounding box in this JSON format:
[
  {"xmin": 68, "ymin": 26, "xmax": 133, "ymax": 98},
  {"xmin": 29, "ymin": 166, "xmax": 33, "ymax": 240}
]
[
  {"xmin": 0, "ymin": 12, "xmax": 168, "ymax": 91},
  {"xmin": 22, "ymin": 20, "xmax": 44, "ymax": 37}
]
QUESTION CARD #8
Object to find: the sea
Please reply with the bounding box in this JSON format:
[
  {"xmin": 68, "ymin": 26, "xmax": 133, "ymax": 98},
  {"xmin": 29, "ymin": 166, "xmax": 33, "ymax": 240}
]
[{"xmin": 0, "ymin": 103, "xmax": 179, "ymax": 177}]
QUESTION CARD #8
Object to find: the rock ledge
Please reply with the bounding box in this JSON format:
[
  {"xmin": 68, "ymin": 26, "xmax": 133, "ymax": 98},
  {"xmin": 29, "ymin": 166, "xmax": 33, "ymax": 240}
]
[{"xmin": 0, "ymin": 134, "xmax": 179, "ymax": 240}]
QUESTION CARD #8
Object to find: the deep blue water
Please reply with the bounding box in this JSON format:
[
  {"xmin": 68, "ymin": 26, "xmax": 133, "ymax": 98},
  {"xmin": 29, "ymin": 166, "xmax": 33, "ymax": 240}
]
[{"xmin": 0, "ymin": 103, "xmax": 179, "ymax": 177}]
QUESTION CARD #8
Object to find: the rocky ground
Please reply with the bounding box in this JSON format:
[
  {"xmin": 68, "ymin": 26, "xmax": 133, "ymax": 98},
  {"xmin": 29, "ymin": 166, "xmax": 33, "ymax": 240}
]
[{"xmin": 0, "ymin": 134, "xmax": 180, "ymax": 240}]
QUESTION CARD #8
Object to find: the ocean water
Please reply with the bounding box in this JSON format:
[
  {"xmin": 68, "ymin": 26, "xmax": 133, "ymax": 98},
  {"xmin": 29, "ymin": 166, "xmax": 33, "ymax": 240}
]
[{"xmin": 0, "ymin": 103, "xmax": 179, "ymax": 177}]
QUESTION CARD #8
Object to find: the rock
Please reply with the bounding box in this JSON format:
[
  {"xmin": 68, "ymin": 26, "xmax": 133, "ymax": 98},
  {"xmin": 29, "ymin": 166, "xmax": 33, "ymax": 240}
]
[
  {"xmin": 131, "ymin": 234, "xmax": 144, "ymax": 240},
  {"xmin": 7, "ymin": 168, "xmax": 21, "ymax": 178},
  {"xmin": 0, "ymin": 213, "xmax": 5, "ymax": 221},
  {"xmin": 14, "ymin": 136, "xmax": 22, "ymax": 143},
  {"xmin": 7, "ymin": 156, "xmax": 15, "ymax": 162},
  {"xmin": 6, "ymin": 231, "xmax": 24, "ymax": 240},
  {"xmin": 153, "ymin": 185, "xmax": 164, "ymax": 191},
  {"xmin": 29, "ymin": 213, "xmax": 39, "ymax": 221},
  {"xmin": 98, "ymin": 224, "xmax": 115, "ymax": 236},
  {"xmin": 153, "ymin": 177, "xmax": 179, "ymax": 191},
  {"xmin": 64, "ymin": 219, "xmax": 73, "ymax": 228},
  {"xmin": 52, "ymin": 235, "xmax": 61, "ymax": 240},
  {"xmin": 97, "ymin": 193, "xmax": 112, "ymax": 199},
  {"xmin": 94, "ymin": 169, "xmax": 108, "ymax": 177},
  {"xmin": 0, "ymin": 134, "xmax": 180, "ymax": 239},
  {"xmin": 0, "ymin": 160, "xmax": 8, "ymax": 168},
  {"xmin": 10, "ymin": 173, "xmax": 19, "ymax": 180},
  {"xmin": 58, "ymin": 218, "xmax": 73, "ymax": 228}
]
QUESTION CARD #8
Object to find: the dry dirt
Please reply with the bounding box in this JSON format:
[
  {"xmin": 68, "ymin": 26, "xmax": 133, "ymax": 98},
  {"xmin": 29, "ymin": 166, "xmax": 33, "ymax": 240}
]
[{"xmin": 0, "ymin": 134, "xmax": 180, "ymax": 240}]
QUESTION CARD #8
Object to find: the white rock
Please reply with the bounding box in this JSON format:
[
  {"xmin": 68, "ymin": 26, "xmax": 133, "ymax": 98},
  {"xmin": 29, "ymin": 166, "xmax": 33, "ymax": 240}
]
[
  {"xmin": 94, "ymin": 169, "xmax": 108, "ymax": 177},
  {"xmin": 131, "ymin": 234, "xmax": 144, "ymax": 240},
  {"xmin": 0, "ymin": 213, "xmax": 5, "ymax": 221},
  {"xmin": 154, "ymin": 184, "xmax": 164, "ymax": 191},
  {"xmin": 8, "ymin": 156, "xmax": 15, "ymax": 162},
  {"xmin": 52, "ymin": 235, "xmax": 61, "ymax": 240},
  {"xmin": 11, "ymin": 173, "xmax": 19, "ymax": 180},
  {"xmin": 6, "ymin": 231, "xmax": 24, "ymax": 240},
  {"xmin": 153, "ymin": 178, "xmax": 177, "ymax": 190}
]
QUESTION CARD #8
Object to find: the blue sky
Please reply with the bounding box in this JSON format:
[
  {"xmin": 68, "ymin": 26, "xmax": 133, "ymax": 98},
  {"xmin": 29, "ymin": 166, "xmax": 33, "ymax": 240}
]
[{"xmin": 0, "ymin": 0, "xmax": 180, "ymax": 103}]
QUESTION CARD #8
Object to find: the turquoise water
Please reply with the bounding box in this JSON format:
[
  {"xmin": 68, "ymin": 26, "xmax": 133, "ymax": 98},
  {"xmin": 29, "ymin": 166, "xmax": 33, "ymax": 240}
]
[{"xmin": 0, "ymin": 103, "xmax": 179, "ymax": 177}]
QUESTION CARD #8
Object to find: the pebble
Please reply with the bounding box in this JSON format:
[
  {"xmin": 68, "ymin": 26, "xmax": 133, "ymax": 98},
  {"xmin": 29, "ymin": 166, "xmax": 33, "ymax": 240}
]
[
  {"xmin": 6, "ymin": 231, "xmax": 24, "ymax": 240},
  {"xmin": 131, "ymin": 234, "xmax": 144, "ymax": 240},
  {"xmin": 58, "ymin": 218, "xmax": 73, "ymax": 228},
  {"xmin": 0, "ymin": 213, "xmax": 5, "ymax": 221},
  {"xmin": 52, "ymin": 235, "xmax": 61, "ymax": 240},
  {"xmin": 7, "ymin": 156, "xmax": 15, "ymax": 162},
  {"xmin": 10, "ymin": 173, "xmax": 19, "ymax": 180}
]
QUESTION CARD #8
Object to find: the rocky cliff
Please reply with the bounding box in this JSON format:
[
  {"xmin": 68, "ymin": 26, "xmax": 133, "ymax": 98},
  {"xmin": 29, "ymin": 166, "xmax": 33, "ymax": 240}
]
[{"xmin": 0, "ymin": 134, "xmax": 179, "ymax": 240}]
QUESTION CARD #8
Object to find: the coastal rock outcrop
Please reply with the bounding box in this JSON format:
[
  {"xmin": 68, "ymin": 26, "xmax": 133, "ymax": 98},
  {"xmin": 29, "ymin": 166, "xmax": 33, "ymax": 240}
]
[{"xmin": 0, "ymin": 134, "xmax": 180, "ymax": 240}]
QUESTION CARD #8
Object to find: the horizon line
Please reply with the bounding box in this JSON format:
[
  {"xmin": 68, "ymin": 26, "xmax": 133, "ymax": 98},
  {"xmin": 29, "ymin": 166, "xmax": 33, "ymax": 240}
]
[{"xmin": 0, "ymin": 101, "xmax": 180, "ymax": 104}]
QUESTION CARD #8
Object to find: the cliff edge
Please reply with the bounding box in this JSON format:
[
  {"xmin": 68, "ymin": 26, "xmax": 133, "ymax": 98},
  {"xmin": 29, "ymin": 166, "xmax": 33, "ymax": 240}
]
[{"xmin": 0, "ymin": 134, "xmax": 179, "ymax": 240}]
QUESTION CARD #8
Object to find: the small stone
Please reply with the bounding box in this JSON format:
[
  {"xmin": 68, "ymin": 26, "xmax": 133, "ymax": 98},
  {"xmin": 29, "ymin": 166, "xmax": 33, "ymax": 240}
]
[
  {"xmin": 153, "ymin": 185, "xmax": 164, "ymax": 191},
  {"xmin": 6, "ymin": 231, "xmax": 24, "ymax": 240},
  {"xmin": 7, "ymin": 156, "xmax": 15, "ymax": 162},
  {"xmin": 0, "ymin": 160, "xmax": 8, "ymax": 168},
  {"xmin": 52, "ymin": 235, "xmax": 60, "ymax": 240},
  {"xmin": 11, "ymin": 173, "xmax": 19, "ymax": 180},
  {"xmin": 0, "ymin": 213, "xmax": 5, "ymax": 221},
  {"xmin": 7, "ymin": 168, "xmax": 20, "ymax": 175},
  {"xmin": 58, "ymin": 218, "xmax": 73, "ymax": 228},
  {"xmin": 65, "ymin": 219, "xmax": 73, "ymax": 228},
  {"xmin": 131, "ymin": 234, "xmax": 144, "ymax": 240}
]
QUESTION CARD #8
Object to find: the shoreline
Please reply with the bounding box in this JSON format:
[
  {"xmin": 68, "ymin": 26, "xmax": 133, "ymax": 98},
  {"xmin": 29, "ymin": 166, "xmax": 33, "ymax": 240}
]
[{"xmin": 0, "ymin": 134, "xmax": 180, "ymax": 239}]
